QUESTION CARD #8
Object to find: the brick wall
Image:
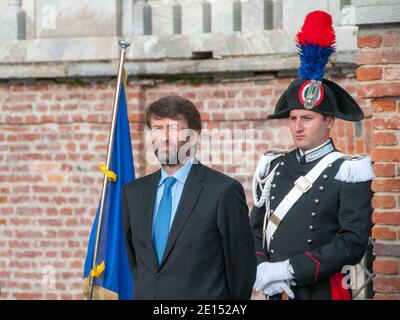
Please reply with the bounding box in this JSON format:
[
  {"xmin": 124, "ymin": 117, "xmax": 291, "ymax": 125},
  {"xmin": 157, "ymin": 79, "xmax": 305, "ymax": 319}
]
[
  {"xmin": 0, "ymin": 74, "xmax": 370, "ymax": 299},
  {"xmin": 356, "ymin": 27, "xmax": 400, "ymax": 300}
]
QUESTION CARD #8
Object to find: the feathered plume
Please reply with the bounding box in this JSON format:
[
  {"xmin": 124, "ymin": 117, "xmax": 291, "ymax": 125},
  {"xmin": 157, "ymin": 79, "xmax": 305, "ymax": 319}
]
[{"xmin": 296, "ymin": 10, "xmax": 336, "ymax": 80}]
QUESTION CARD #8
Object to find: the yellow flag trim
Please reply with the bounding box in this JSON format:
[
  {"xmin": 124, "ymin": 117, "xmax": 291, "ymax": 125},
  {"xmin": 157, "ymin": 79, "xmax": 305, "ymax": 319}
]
[
  {"xmin": 90, "ymin": 261, "xmax": 105, "ymax": 278},
  {"xmin": 99, "ymin": 164, "xmax": 117, "ymax": 182}
]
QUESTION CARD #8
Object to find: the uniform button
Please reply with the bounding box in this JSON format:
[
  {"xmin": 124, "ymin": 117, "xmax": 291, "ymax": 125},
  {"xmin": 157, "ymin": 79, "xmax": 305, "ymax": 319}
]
[
  {"xmin": 270, "ymin": 236, "xmax": 274, "ymax": 241},
  {"xmin": 327, "ymin": 163, "xmax": 333, "ymax": 168},
  {"xmin": 309, "ymin": 225, "xmax": 314, "ymax": 231},
  {"xmin": 272, "ymin": 184, "xmax": 277, "ymax": 188},
  {"xmin": 319, "ymin": 186, "xmax": 324, "ymax": 191},
  {"xmin": 314, "ymin": 199, "xmax": 320, "ymax": 204},
  {"xmin": 271, "ymin": 196, "xmax": 275, "ymax": 200},
  {"xmin": 156, "ymin": 274, "xmax": 162, "ymax": 280},
  {"xmin": 322, "ymin": 174, "xmax": 328, "ymax": 180},
  {"xmin": 270, "ymin": 249, "xmax": 274, "ymax": 254},
  {"xmin": 311, "ymin": 212, "xmax": 317, "ymax": 217},
  {"xmin": 307, "ymin": 239, "xmax": 313, "ymax": 244},
  {"xmin": 280, "ymin": 162, "xmax": 285, "ymax": 166},
  {"xmin": 270, "ymin": 209, "xmax": 274, "ymax": 213},
  {"xmin": 276, "ymin": 172, "xmax": 280, "ymax": 176}
]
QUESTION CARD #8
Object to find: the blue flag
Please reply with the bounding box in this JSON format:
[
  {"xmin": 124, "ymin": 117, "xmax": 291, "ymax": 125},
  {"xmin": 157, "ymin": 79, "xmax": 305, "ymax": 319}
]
[{"xmin": 83, "ymin": 83, "xmax": 134, "ymax": 299}]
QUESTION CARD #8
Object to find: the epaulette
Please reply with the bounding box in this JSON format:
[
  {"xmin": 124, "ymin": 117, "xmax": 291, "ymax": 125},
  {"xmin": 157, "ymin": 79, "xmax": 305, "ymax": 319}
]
[
  {"xmin": 334, "ymin": 155, "xmax": 375, "ymax": 183},
  {"xmin": 255, "ymin": 151, "xmax": 286, "ymax": 179}
]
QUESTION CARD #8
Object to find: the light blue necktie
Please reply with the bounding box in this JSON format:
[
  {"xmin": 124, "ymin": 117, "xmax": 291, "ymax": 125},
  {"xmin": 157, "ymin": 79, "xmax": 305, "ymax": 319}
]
[{"xmin": 153, "ymin": 176, "xmax": 177, "ymax": 264}]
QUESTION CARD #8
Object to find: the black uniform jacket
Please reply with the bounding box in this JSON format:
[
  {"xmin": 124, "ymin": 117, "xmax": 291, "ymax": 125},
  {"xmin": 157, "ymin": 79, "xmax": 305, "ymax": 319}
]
[{"xmin": 250, "ymin": 147, "xmax": 372, "ymax": 300}]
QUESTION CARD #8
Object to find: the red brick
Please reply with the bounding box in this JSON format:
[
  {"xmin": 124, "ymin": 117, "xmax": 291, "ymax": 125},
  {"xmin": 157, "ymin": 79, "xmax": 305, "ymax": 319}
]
[
  {"xmin": 13, "ymin": 293, "xmax": 44, "ymax": 300},
  {"xmin": 384, "ymin": 67, "xmax": 400, "ymax": 81},
  {"xmin": 210, "ymin": 112, "xmax": 225, "ymax": 121},
  {"xmin": 373, "ymin": 260, "xmax": 399, "ymax": 275},
  {"xmin": 372, "ymin": 179, "xmax": 400, "ymax": 192},
  {"xmin": 9, "ymin": 103, "xmax": 33, "ymax": 112},
  {"xmin": 222, "ymin": 90, "xmax": 235, "ymax": 99},
  {"xmin": 32, "ymin": 185, "xmax": 57, "ymax": 193},
  {"xmin": 207, "ymin": 100, "xmax": 221, "ymax": 109},
  {"xmin": 357, "ymin": 35, "xmax": 382, "ymax": 48},
  {"xmin": 66, "ymin": 142, "xmax": 78, "ymax": 151},
  {"xmin": 356, "ymin": 50, "xmax": 383, "ymax": 65},
  {"xmin": 5, "ymin": 116, "xmax": 23, "ymax": 124},
  {"xmin": 227, "ymin": 113, "xmax": 242, "ymax": 121},
  {"xmin": 55, "ymin": 114, "xmax": 69, "ymax": 123},
  {"xmin": 28, "ymin": 84, "xmax": 49, "ymax": 91},
  {"xmin": 356, "ymin": 66, "xmax": 382, "ymax": 81},
  {"xmin": 355, "ymin": 139, "xmax": 365, "ymax": 154},
  {"xmin": 372, "ymin": 195, "xmax": 396, "ymax": 209},
  {"xmin": 371, "ymin": 149, "xmax": 400, "ymax": 162},
  {"xmin": 212, "ymin": 90, "xmax": 226, "ymax": 99},
  {"xmin": 237, "ymin": 99, "xmax": 251, "ymax": 108},
  {"xmin": 260, "ymin": 88, "xmax": 273, "ymax": 97},
  {"xmin": 374, "ymin": 276, "xmax": 400, "ymax": 293},
  {"xmin": 383, "ymin": 48, "xmax": 400, "ymax": 64},
  {"xmin": 372, "ymin": 226, "xmax": 397, "ymax": 240},
  {"xmin": 373, "ymin": 293, "xmax": 400, "ymax": 300},
  {"xmin": 38, "ymin": 219, "xmax": 63, "ymax": 227},
  {"xmin": 372, "ymin": 132, "xmax": 398, "ymax": 146},
  {"xmin": 242, "ymin": 89, "xmax": 256, "ymax": 98},
  {"xmin": 14, "ymin": 251, "xmax": 43, "ymax": 258},
  {"xmin": 376, "ymin": 212, "xmax": 400, "ymax": 226},
  {"xmin": 15, "ymin": 230, "xmax": 43, "ymax": 238},
  {"xmin": 373, "ymin": 163, "xmax": 395, "ymax": 177},
  {"xmin": 372, "ymin": 100, "xmax": 397, "ymax": 112},
  {"xmin": 9, "ymin": 84, "xmax": 24, "ymax": 92},
  {"xmin": 128, "ymin": 113, "xmax": 145, "ymax": 122},
  {"xmin": 383, "ymin": 32, "xmax": 400, "ymax": 47},
  {"xmin": 6, "ymin": 94, "xmax": 35, "ymax": 103},
  {"xmin": 372, "ymin": 116, "xmax": 400, "ymax": 129},
  {"xmin": 358, "ymin": 83, "xmax": 400, "ymax": 98},
  {"xmin": 41, "ymin": 115, "xmax": 54, "ymax": 122}
]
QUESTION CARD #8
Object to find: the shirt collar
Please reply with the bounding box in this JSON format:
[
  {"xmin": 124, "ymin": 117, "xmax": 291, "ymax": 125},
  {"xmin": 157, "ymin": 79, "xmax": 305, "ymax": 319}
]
[
  {"xmin": 159, "ymin": 157, "xmax": 194, "ymax": 186},
  {"xmin": 296, "ymin": 139, "xmax": 335, "ymax": 164}
]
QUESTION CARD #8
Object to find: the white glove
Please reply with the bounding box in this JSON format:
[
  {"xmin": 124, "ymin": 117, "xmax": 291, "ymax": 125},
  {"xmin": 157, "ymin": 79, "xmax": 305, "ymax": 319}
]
[
  {"xmin": 254, "ymin": 260, "xmax": 294, "ymax": 292},
  {"xmin": 263, "ymin": 281, "xmax": 294, "ymax": 299}
]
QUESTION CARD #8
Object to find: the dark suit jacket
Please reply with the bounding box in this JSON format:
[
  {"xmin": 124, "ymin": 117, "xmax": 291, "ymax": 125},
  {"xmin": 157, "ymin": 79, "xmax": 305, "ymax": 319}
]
[{"xmin": 122, "ymin": 162, "xmax": 256, "ymax": 300}]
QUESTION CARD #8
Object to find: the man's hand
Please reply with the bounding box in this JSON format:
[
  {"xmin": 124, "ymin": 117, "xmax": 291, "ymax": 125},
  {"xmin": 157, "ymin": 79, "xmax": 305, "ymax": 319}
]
[
  {"xmin": 254, "ymin": 260, "xmax": 294, "ymax": 292},
  {"xmin": 263, "ymin": 281, "xmax": 294, "ymax": 299}
]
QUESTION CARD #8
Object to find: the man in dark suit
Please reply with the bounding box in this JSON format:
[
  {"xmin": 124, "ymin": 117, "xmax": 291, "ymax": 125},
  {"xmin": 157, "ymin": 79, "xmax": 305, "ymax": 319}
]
[{"xmin": 122, "ymin": 95, "xmax": 256, "ymax": 300}]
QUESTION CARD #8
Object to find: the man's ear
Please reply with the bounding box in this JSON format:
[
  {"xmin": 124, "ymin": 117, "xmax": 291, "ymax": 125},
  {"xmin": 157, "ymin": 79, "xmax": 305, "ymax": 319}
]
[
  {"xmin": 187, "ymin": 129, "xmax": 200, "ymax": 147},
  {"xmin": 326, "ymin": 116, "xmax": 335, "ymax": 130}
]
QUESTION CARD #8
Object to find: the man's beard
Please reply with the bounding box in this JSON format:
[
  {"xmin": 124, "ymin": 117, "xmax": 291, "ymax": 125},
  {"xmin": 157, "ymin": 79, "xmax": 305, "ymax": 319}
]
[{"xmin": 154, "ymin": 148, "xmax": 179, "ymax": 167}]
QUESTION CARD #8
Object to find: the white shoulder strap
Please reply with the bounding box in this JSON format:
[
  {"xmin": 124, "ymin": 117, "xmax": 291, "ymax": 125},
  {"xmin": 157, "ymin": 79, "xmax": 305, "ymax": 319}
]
[{"xmin": 265, "ymin": 151, "xmax": 344, "ymax": 249}]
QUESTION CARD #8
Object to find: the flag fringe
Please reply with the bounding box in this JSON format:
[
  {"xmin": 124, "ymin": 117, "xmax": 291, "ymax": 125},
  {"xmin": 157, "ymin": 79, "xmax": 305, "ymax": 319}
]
[{"xmin": 82, "ymin": 277, "xmax": 119, "ymax": 300}]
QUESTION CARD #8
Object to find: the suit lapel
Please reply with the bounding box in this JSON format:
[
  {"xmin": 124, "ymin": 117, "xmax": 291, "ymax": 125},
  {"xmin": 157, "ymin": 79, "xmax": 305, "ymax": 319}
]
[
  {"xmin": 143, "ymin": 169, "xmax": 161, "ymax": 268},
  {"xmin": 158, "ymin": 162, "xmax": 205, "ymax": 268}
]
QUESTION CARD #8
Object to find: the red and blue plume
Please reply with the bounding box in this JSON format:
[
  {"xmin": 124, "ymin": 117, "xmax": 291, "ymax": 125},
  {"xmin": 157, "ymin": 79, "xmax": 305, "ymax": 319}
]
[{"xmin": 296, "ymin": 10, "xmax": 336, "ymax": 80}]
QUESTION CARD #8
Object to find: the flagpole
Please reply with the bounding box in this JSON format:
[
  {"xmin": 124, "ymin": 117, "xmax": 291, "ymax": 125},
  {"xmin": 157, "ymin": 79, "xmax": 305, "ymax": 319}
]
[{"xmin": 88, "ymin": 40, "xmax": 130, "ymax": 300}]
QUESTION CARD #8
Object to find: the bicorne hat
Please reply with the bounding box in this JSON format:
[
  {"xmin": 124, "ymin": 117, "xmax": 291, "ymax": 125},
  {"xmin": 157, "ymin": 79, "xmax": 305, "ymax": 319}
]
[{"xmin": 267, "ymin": 10, "xmax": 364, "ymax": 122}]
